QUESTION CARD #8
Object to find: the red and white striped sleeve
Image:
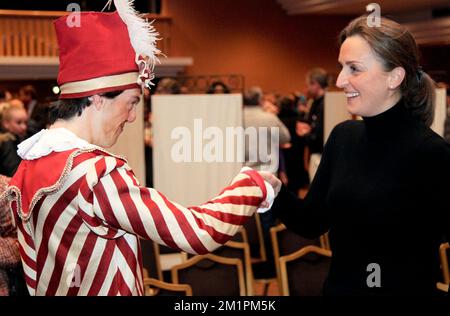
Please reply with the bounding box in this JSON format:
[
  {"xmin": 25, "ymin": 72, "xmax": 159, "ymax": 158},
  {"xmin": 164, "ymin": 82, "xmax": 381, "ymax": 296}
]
[{"xmin": 78, "ymin": 156, "xmax": 267, "ymax": 254}]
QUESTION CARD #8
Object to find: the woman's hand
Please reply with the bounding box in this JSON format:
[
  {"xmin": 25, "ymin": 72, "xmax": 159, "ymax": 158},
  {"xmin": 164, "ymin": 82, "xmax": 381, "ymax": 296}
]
[{"xmin": 258, "ymin": 171, "xmax": 282, "ymax": 196}]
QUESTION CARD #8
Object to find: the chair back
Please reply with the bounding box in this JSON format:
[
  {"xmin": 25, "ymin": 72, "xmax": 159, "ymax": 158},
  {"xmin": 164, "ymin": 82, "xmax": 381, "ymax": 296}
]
[
  {"xmin": 279, "ymin": 245, "xmax": 331, "ymax": 296},
  {"xmin": 230, "ymin": 227, "xmax": 249, "ymax": 244},
  {"xmin": 243, "ymin": 213, "xmax": 267, "ymax": 262},
  {"xmin": 439, "ymin": 242, "xmax": 450, "ymax": 284},
  {"xmin": 144, "ymin": 278, "xmax": 192, "ymax": 296},
  {"xmin": 213, "ymin": 241, "xmax": 254, "ymax": 295},
  {"xmin": 171, "ymin": 253, "xmax": 246, "ymax": 296},
  {"xmin": 270, "ymin": 224, "xmax": 321, "ymax": 291}
]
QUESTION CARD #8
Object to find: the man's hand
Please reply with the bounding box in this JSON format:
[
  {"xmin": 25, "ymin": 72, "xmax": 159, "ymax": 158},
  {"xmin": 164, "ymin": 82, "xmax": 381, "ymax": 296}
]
[
  {"xmin": 258, "ymin": 171, "xmax": 282, "ymax": 196},
  {"xmin": 238, "ymin": 167, "xmax": 282, "ymax": 210}
]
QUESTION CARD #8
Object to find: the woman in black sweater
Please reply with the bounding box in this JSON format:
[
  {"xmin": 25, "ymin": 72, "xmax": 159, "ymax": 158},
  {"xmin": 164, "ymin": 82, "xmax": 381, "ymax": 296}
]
[{"xmin": 272, "ymin": 16, "xmax": 450, "ymax": 295}]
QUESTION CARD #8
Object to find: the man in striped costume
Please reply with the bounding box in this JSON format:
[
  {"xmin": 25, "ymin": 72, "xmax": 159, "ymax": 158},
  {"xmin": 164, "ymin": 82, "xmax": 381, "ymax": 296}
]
[{"xmin": 0, "ymin": 1, "xmax": 281, "ymax": 295}]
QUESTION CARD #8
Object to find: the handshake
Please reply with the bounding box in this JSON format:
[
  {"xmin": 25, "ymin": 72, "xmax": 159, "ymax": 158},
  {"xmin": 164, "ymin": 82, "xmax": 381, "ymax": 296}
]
[
  {"xmin": 240, "ymin": 168, "xmax": 282, "ymax": 212},
  {"xmin": 258, "ymin": 171, "xmax": 282, "ymax": 196},
  {"xmin": 257, "ymin": 171, "xmax": 282, "ymax": 211}
]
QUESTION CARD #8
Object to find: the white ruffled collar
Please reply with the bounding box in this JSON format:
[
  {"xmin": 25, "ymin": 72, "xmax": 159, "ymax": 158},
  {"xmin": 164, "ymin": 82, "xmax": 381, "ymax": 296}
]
[{"xmin": 17, "ymin": 128, "xmax": 96, "ymax": 160}]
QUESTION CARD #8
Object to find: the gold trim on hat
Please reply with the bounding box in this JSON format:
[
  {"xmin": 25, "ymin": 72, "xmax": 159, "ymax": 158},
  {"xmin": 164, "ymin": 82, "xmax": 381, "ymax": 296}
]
[{"xmin": 60, "ymin": 72, "xmax": 139, "ymax": 95}]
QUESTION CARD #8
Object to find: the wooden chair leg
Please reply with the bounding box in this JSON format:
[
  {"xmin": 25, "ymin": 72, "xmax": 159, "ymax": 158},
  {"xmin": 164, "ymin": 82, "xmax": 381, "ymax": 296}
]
[{"xmin": 263, "ymin": 281, "xmax": 271, "ymax": 296}]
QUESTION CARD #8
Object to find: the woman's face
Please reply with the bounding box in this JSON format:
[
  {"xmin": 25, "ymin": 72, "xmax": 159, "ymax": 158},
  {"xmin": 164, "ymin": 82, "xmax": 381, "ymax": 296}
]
[
  {"xmin": 336, "ymin": 35, "xmax": 402, "ymax": 117},
  {"xmin": 3, "ymin": 108, "xmax": 28, "ymax": 138}
]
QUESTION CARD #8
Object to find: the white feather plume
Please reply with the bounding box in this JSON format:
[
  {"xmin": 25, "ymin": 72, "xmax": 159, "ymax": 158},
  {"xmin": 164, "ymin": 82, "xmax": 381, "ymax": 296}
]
[{"xmin": 113, "ymin": 0, "xmax": 160, "ymax": 84}]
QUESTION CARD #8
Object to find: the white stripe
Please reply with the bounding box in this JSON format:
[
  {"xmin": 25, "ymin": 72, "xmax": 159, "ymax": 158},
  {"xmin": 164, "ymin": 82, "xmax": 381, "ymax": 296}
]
[
  {"xmin": 86, "ymin": 163, "xmax": 100, "ymax": 192},
  {"xmin": 76, "ymin": 237, "xmax": 106, "ymax": 296},
  {"xmin": 17, "ymin": 229, "xmax": 36, "ymax": 270},
  {"xmin": 97, "ymin": 247, "xmax": 119, "ymax": 296},
  {"xmin": 54, "ymin": 224, "xmax": 91, "ymax": 295},
  {"xmin": 26, "ymin": 284, "xmax": 35, "ymax": 296},
  {"xmin": 37, "ymin": 196, "xmax": 78, "ymax": 293},
  {"xmin": 117, "ymin": 168, "xmax": 166, "ymax": 245},
  {"xmin": 78, "ymin": 191, "xmax": 92, "ymax": 216},
  {"xmin": 231, "ymin": 173, "xmax": 250, "ymax": 183},
  {"xmin": 200, "ymin": 200, "xmax": 258, "ymax": 217},
  {"xmin": 212, "ymin": 185, "xmax": 262, "ymax": 202},
  {"xmin": 122, "ymin": 233, "xmax": 143, "ymax": 294},
  {"xmin": 98, "ymin": 175, "xmax": 133, "ymax": 232},
  {"xmin": 60, "ymin": 72, "xmax": 138, "ymax": 95},
  {"xmin": 150, "ymin": 190, "xmax": 225, "ymax": 253},
  {"xmin": 115, "ymin": 240, "xmax": 137, "ymax": 295},
  {"xmin": 104, "ymin": 156, "xmax": 121, "ymax": 174},
  {"xmin": 20, "ymin": 257, "xmax": 36, "ymax": 285},
  {"xmin": 148, "ymin": 190, "xmax": 199, "ymax": 253},
  {"xmin": 189, "ymin": 209, "xmax": 241, "ymax": 236}
]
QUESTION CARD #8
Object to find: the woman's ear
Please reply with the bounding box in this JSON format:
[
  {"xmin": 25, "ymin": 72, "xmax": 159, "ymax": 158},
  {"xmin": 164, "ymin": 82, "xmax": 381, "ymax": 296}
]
[
  {"xmin": 388, "ymin": 67, "xmax": 406, "ymax": 90},
  {"xmin": 90, "ymin": 95, "xmax": 104, "ymax": 110}
]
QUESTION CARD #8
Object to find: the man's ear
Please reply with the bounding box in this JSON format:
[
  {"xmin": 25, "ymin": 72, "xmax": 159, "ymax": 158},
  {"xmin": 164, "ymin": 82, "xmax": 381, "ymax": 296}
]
[
  {"xmin": 388, "ymin": 67, "xmax": 406, "ymax": 90},
  {"xmin": 90, "ymin": 95, "xmax": 104, "ymax": 110}
]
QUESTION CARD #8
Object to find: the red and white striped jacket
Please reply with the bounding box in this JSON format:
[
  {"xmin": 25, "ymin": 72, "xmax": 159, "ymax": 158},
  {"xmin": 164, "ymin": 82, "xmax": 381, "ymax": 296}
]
[{"xmin": 0, "ymin": 132, "xmax": 267, "ymax": 296}]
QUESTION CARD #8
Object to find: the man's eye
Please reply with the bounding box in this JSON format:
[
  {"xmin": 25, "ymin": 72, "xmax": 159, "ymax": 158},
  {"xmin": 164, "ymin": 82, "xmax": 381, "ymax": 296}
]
[{"xmin": 350, "ymin": 65, "xmax": 359, "ymax": 73}]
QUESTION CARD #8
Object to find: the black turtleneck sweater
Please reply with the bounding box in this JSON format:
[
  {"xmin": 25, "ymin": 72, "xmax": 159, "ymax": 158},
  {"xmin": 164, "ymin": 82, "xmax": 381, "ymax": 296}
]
[{"xmin": 272, "ymin": 100, "xmax": 450, "ymax": 295}]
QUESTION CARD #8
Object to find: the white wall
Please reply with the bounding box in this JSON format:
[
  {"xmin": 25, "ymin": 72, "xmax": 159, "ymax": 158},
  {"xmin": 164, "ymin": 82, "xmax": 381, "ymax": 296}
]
[
  {"xmin": 431, "ymin": 88, "xmax": 446, "ymax": 137},
  {"xmin": 152, "ymin": 94, "xmax": 243, "ymax": 206},
  {"xmin": 324, "ymin": 91, "xmax": 353, "ymax": 144}
]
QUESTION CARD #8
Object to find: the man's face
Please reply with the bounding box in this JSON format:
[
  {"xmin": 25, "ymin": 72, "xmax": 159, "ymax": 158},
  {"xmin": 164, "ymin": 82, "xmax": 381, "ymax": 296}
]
[
  {"xmin": 94, "ymin": 88, "xmax": 141, "ymax": 148},
  {"xmin": 19, "ymin": 91, "xmax": 32, "ymax": 105},
  {"xmin": 306, "ymin": 79, "xmax": 321, "ymax": 100}
]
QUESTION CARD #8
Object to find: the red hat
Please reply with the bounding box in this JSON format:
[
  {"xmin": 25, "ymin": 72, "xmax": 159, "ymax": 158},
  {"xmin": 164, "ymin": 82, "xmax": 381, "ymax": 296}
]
[{"xmin": 55, "ymin": 0, "xmax": 159, "ymax": 99}]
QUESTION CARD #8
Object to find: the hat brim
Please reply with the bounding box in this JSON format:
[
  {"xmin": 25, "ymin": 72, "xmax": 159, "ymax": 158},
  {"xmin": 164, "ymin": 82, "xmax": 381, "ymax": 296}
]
[{"xmin": 59, "ymin": 72, "xmax": 140, "ymax": 99}]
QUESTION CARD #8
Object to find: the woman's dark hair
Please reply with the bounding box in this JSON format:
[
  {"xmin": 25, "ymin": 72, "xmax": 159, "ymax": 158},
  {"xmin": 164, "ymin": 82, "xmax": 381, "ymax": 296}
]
[
  {"xmin": 338, "ymin": 16, "xmax": 436, "ymax": 126},
  {"xmin": 48, "ymin": 90, "xmax": 124, "ymax": 124}
]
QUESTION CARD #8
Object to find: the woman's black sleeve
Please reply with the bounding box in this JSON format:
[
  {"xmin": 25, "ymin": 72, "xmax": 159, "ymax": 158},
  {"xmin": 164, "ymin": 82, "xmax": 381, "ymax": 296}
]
[{"xmin": 271, "ymin": 123, "xmax": 341, "ymax": 239}]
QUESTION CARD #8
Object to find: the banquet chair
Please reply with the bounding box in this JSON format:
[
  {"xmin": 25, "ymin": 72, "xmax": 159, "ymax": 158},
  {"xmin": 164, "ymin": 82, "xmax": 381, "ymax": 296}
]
[
  {"xmin": 212, "ymin": 240, "xmax": 255, "ymax": 295},
  {"xmin": 171, "ymin": 253, "xmax": 246, "ymax": 296},
  {"xmin": 279, "ymin": 245, "xmax": 332, "ymax": 296},
  {"xmin": 144, "ymin": 278, "xmax": 192, "ymax": 296},
  {"xmin": 439, "ymin": 242, "xmax": 450, "ymax": 285},
  {"xmin": 270, "ymin": 223, "xmax": 322, "ymax": 293}
]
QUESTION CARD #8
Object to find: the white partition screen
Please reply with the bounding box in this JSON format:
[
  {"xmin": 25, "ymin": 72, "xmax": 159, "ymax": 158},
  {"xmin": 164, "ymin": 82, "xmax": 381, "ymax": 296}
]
[
  {"xmin": 431, "ymin": 88, "xmax": 446, "ymax": 137},
  {"xmin": 152, "ymin": 94, "xmax": 243, "ymax": 206},
  {"xmin": 324, "ymin": 91, "xmax": 353, "ymax": 144}
]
